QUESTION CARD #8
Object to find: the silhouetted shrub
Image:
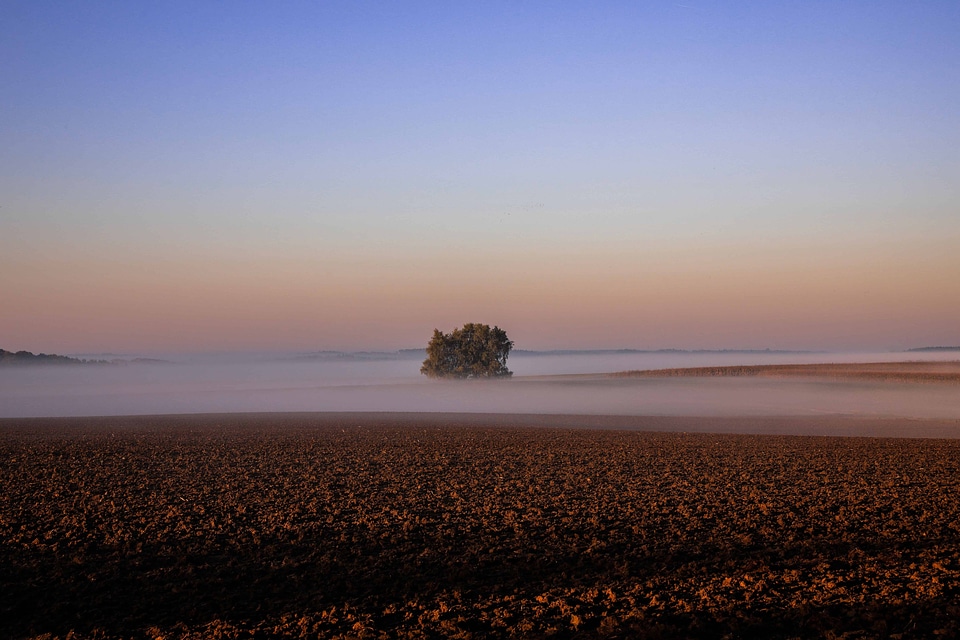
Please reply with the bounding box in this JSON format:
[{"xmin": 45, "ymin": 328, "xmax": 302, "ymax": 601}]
[{"xmin": 420, "ymin": 323, "xmax": 513, "ymax": 379}]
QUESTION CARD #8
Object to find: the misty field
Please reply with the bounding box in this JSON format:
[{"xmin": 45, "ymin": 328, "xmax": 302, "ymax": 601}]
[
  {"xmin": 611, "ymin": 361, "xmax": 960, "ymax": 384},
  {"xmin": 3, "ymin": 413, "xmax": 960, "ymax": 639}
]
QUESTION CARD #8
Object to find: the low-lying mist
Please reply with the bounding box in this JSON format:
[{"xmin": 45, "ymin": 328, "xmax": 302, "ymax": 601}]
[{"xmin": 2, "ymin": 352, "xmax": 959, "ymax": 427}]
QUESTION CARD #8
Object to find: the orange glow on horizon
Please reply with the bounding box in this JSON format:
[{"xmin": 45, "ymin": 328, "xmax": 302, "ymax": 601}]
[{"xmin": 3, "ymin": 234, "xmax": 958, "ymax": 354}]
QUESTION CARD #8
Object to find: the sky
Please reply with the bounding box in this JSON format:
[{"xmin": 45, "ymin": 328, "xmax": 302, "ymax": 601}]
[{"xmin": 2, "ymin": 1, "xmax": 958, "ymax": 354}]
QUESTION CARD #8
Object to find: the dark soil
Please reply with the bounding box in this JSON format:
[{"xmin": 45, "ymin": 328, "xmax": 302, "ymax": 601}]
[{"xmin": 2, "ymin": 413, "xmax": 959, "ymax": 639}]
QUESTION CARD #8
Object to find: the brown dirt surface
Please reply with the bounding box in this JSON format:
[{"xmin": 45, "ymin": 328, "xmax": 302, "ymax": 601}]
[
  {"xmin": 610, "ymin": 360, "xmax": 960, "ymax": 384},
  {"xmin": 2, "ymin": 413, "xmax": 960, "ymax": 639}
]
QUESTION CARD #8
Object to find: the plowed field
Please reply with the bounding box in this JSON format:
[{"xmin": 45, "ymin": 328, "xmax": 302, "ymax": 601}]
[{"xmin": 2, "ymin": 413, "xmax": 959, "ymax": 639}]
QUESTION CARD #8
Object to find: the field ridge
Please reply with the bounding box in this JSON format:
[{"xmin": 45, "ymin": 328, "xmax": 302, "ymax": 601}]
[{"xmin": 610, "ymin": 361, "xmax": 960, "ymax": 384}]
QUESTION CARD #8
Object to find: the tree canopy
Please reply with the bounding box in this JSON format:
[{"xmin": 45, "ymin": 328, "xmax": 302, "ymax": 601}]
[{"xmin": 420, "ymin": 323, "xmax": 514, "ymax": 379}]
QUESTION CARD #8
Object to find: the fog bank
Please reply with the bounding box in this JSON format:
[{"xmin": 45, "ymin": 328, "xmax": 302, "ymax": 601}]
[{"xmin": 2, "ymin": 352, "xmax": 959, "ymax": 427}]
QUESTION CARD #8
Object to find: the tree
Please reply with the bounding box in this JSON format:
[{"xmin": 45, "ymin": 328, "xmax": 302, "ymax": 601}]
[{"xmin": 420, "ymin": 323, "xmax": 514, "ymax": 379}]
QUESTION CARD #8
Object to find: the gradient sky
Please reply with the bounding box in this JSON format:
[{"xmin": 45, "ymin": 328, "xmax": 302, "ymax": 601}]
[{"xmin": 3, "ymin": 1, "xmax": 958, "ymax": 354}]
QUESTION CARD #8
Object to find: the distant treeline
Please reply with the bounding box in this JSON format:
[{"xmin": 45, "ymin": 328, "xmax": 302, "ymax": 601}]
[
  {"xmin": 906, "ymin": 346, "xmax": 960, "ymax": 352},
  {"xmin": 511, "ymin": 348, "xmax": 816, "ymax": 357},
  {"xmin": 295, "ymin": 348, "xmax": 815, "ymax": 362},
  {"xmin": 0, "ymin": 349, "xmax": 109, "ymax": 366}
]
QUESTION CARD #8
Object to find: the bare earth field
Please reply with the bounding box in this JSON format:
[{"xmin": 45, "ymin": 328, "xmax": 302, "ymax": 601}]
[{"xmin": 3, "ymin": 413, "xmax": 960, "ymax": 639}]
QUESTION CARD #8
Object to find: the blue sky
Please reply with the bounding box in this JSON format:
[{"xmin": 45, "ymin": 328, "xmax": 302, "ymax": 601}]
[{"xmin": 2, "ymin": 2, "xmax": 958, "ymax": 352}]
